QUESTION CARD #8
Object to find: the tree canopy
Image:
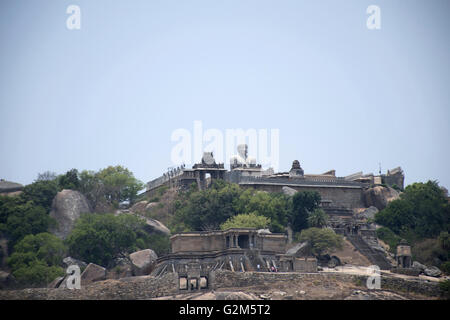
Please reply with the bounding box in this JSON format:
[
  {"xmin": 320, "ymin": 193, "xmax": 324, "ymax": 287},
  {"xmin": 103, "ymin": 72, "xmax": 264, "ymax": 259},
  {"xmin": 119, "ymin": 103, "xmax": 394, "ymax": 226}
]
[
  {"xmin": 375, "ymin": 180, "xmax": 450, "ymax": 240},
  {"xmin": 66, "ymin": 213, "xmax": 158, "ymax": 268},
  {"xmin": 220, "ymin": 213, "xmax": 271, "ymax": 230},
  {"xmin": 297, "ymin": 227, "xmax": 343, "ymax": 257},
  {"xmin": 290, "ymin": 191, "xmax": 321, "ymax": 233},
  {"xmin": 7, "ymin": 233, "xmax": 65, "ymax": 286}
]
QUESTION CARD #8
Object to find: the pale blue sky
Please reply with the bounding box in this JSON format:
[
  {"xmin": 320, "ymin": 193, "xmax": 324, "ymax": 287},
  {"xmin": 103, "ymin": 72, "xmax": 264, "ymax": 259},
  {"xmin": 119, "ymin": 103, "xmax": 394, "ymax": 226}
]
[{"xmin": 1, "ymin": 0, "xmax": 449, "ymax": 189}]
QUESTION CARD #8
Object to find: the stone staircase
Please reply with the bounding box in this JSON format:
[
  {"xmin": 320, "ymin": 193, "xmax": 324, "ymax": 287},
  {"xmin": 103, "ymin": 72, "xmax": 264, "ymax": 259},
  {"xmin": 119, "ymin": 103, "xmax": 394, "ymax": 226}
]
[{"xmin": 347, "ymin": 234, "xmax": 391, "ymax": 270}]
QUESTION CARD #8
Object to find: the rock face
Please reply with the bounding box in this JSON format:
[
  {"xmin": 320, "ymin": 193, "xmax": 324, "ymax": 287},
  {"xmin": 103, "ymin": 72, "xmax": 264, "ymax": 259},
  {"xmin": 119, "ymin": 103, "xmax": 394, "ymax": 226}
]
[
  {"xmin": 130, "ymin": 201, "xmax": 149, "ymax": 214},
  {"xmin": 282, "ymin": 186, "xmax": 298, "ymax": 197},
  {"xmin": 359, "ymin": 206, "xmax": 379, "ymax": 220},
  {"xmin": 49, "ymin": 189, "xmax": 92, "ymax": 239},
  {"xmin": 363, "ymin": 186, "xmax": 400, "ymax": 210},
  {"xmin": 116, "ymin": 209, "xmax": 170, "ymax": 236},
  {"xmin": 142, "ymin": 217, "xmax": 171, "ymax": 236},
  {"xmin": 424, "ymin": 266, "xmax": 442, "ymax": 277},
  {"xmin": 63, "ymin": 257, "xmax": 87, "ymax": 270},
  {"xmin": 47, "ymin": 276, "xmax": 66, "ymax": 289},
  {"xmin": 80, "ymin": 263, "xmax": 106, "ymax": 285},
  {"xmin": 412, "ymin": 261, "xmax": 427, "ymax": 272},
  {"xmin": 130, "ymin": 249, "xmax": 158, "ymax": 276}
]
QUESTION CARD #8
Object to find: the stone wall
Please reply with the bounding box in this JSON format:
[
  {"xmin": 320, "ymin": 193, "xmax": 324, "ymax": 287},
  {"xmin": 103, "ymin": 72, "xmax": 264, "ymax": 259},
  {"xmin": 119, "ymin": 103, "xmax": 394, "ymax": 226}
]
[
  {"xmin": 240, "ymin": 183, "xmax": 365, "ymax": 209},
  {"xmin": 211, "ymin": 270, "xmax": 441, "ymax": 297}
]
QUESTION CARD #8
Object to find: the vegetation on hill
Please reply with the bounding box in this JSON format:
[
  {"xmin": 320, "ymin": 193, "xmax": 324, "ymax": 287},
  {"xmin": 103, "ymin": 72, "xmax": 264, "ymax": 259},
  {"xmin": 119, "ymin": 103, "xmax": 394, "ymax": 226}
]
[
  {"xmin": 7, "ymin": 233, "xmax": 65, "ymax": 287},
  {"xmin": 170, "ymin": 180, "xmax": 321, "ymax": 235},
  {"xmin": 375, "ymin": 180, "xmax": 450, "ymax": 269},
  {"xmin": 296, "ymin": 227, "xmax": 344, "ymax": 257},
  {"xmin": 220, "ymin": 212, "xmax": 271, "ymax": 230},
  {"xmin": 66, "ymin": 213, "xmax": 166, "ymax": 268},
  {"xmin": 0, "ymin": 165, "xmax": 149, "ymax": 287}
]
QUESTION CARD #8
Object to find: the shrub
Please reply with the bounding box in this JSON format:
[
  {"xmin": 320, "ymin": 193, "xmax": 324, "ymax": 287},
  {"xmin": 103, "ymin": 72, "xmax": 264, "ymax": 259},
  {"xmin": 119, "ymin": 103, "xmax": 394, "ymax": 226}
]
[
  {"xmin": 66, "ymin": 213, "xmax": 159, "ymax": 268},
  {"xmin": 220, "ymin": 213, "xmax": 271, "ymax": 230},
  {"xmin": 297, "ymin": 227, "xmax": 343, "ymax": 257},
  {"xmin": 7, "ymin": 233, "xmax": 66, "ymax": 287},
  {"xmin": 440, "ymin": 262, "xmax": 450, "ymax": 275},
  {"xmin": 439, "ymin": 280, "xmax": 450, "ymax": 299},
  {"xmin": 376, "ymin": 227, "xmax": 402, "ymax": 253}
]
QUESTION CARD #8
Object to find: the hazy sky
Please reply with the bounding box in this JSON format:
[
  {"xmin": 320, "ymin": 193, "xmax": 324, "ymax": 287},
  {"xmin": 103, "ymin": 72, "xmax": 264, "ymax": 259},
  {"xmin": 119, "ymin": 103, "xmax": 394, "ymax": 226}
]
[{"xmin": 1, "ymin": 0, "xmax": 449, "ymax": 190}]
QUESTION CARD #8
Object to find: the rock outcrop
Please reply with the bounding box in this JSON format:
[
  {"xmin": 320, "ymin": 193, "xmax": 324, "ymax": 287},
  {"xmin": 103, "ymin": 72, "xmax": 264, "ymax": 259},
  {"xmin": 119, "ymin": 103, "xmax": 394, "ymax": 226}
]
[
  {"xmin": 116, "ymin": 209, "xmax": 170, "ymax": 236},
  {"xmin": 80, "ymin": 263, "xmax": 106, "ymax": 285},
  {"xmin": 130, "ymin": 249, "xmax": 158, "ymax": 276},
  {"xmin": 49, "ymin": 189, "xmax": 92, "ymax": 239},
  {"xmin": 282, "ymin": 186, "xmax": 297, "ymax": 197},
  {"xmin": 358, "ymin": 206, "xmax": 379, "ymax": 220},
  {"xmin": 363, "ymin": 186, "xmax": 400, "ymax": 210},
  {"xmin": 63, "ymin": 257, "xmax": 87, "ymax": 270},
  {"xmin": 142, "ymin": 217, "xmax": 171, "ymax": 236},
  {"xmin": 424, "ymin": 266, "xmax": 442, "ymax": 277}
]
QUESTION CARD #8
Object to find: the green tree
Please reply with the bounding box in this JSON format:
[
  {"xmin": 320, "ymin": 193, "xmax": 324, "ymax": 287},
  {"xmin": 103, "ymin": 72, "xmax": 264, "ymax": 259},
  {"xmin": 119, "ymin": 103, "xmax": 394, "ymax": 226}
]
[
  {"xmin": 172, "ymin": 181, "xmax": 242, "ymax": 231},
  {"xmin": 290, "ymin": 191, "xmax": 321, "ymax": 233},
  {"xmin": 97, "ymin": 166, "xmax": 144, "ymax": 205},
  {"xmin": 220, "ymin": 213, "xmax": 271, "ymax": 230},
  {"xmin": 297, "ymin": 227, "xmax": 343, "ymax": 257},
  {"xmin": 7, "ymin": 233, "xmax": 66, "ymax": 286},
  {"xmin": 58, "ymin": 168, "xmax": 80, "ymax": 190},
  {"xmin": 66, "ymin": 213, "xmax": 152, "ymax": 268},
  {"xmin": 375, "ymin": 181, "xmax": 450, "ymax": 239},
  {"xmin": 307, "ymin": 208, "xmax": 329, "ymax": 228},
  {"xmin": 238, "ymin": 190, "xmax": 289, "ymax": 232},
  {"xmin": 376, "ymin": 227, "xmax": 402, "ymax": 253},
  {"xmin": 21, "ymin": 179, "xmax": 59, "ymax": 212},
  {"xmin": 0, "ymin": 196, "xmax": 55, "ymax": 247},
  {"xmin": 79, "ymin": 170, "xmax": 105, "ymax": 210}
]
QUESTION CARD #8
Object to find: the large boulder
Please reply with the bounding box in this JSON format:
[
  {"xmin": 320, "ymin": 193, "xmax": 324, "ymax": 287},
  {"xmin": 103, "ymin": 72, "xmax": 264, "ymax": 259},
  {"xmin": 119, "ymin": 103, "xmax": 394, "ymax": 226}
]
[
  {"xmin": 142, "ymin": 217, "xmax": 171, "ymax": 236},
  {"xmin": 80, "ymin": 263, "xmax": 106, "ymax": 285},
  {"xmin": 359, "ymin": 206, "xmax": 379, "ymax": 220},
  {"xmin": 116, "ymin": 210, "xmax": 170, "ymax": 236},
  {"xmin": 106, "ymin": 258, "xmax": 133, "ymax": 280},
  {"xmin": 424, "ymin": 266, "xmax": 442, "ymax": 277},
  {"xmin": 48, "ymin": 276, "xmax": 66, "ymax": 289},
  {"xmin": 282, "ymin": 186, "xmax": 297, "ymax": 197},
  {"xmin": 63, "ymin": 257, "xmax": 87, "ymax": 270},
  {"xmin": 129, "ymin": 249, "xmax": 158, "ymax": 276},
  {"xmin": 412, "ymin": 261, "xmax": 427, "ymax": 272},
  {"xmin": 49, "ymin": 189, "xmax": 92, "ymax": 239},
  {"xmin": 363, "ymin": 186, "xmax": 400, "ymax": 210},
  {"xmin": 130, "ymin": 201, "xmax": 149, "ymax": 214}
]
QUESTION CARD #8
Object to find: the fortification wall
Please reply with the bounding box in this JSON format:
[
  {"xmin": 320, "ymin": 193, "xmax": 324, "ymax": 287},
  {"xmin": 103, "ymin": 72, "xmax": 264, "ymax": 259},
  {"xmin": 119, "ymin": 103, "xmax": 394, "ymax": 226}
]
[{"xmin": 240, "ymin": 183, "xmax": 365, "ymax": 209}]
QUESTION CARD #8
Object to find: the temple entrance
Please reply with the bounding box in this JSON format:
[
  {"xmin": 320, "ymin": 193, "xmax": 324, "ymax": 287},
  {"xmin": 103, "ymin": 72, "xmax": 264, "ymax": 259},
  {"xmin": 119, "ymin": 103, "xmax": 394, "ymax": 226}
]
[{"xmin": 238, "ymin": 235, "xmax": 249, "ymax": 249}]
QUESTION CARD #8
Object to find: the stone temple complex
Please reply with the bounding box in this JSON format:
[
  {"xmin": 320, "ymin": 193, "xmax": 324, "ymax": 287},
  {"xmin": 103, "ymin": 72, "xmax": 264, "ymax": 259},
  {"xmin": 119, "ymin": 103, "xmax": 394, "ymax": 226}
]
[{"xmin": 146, "ymin": 145, "xmax": 406, "ymax": 275}]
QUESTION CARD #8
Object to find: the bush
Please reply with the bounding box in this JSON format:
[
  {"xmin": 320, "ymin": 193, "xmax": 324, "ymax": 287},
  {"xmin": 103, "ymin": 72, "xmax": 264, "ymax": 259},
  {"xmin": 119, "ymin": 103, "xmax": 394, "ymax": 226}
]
[
  {"xmin": 296, "ymin": 227, "xmax": 343, "ymax": 257},
  {"xmin": 0, "ymin": 198, "xmax": 55, "ymax": 248},
  {"xmin": 21, "ymin": 180, "xmax": 59, "ymax": 212},
  {"xmin": 411, "ymin": 238, "xmax": 448, "ymax": 267},
  {"xmin": 66, "ymin": 213, "xmax": 154, "ymax": 268},
  {"xmin": 375, "ymin": 181, "xmax": 450, "ymax": 239},
  {"xmin": 440, "ymin": 261, "xmax": 450, "ymax": 275},
  {"xmin": 7, "ymin": 233, "xmax": 66, "ymax": 287},
  {"xmin": 439, "ymin": 280, "xmax": 450, "ymax": 299},
  {"xmin": 376, "ymin": 227, "xmax": 402, "ymax": 253},
  {"xmin": 220, "ymin": 213, "xmax": 271, "ymax": 230},
  {"xmin": 290, "ymin": 191, "xmax": 321, "ymax": 233}
]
